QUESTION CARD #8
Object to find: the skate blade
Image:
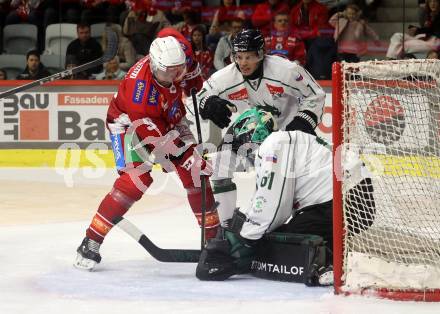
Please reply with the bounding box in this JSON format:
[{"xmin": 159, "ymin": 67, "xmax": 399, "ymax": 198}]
[{"xmin": 74, "ymin": 253, "xmax": 97, "ymax": 271}]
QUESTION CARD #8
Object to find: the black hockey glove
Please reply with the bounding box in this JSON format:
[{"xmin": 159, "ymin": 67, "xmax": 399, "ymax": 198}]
[
  {"xmin": 286, "ymin": 110, "xmax": 318, "ymax": 136},
  {"xmin": 199, "ymin": 95, "xmax": 237, "ymax": 129}
]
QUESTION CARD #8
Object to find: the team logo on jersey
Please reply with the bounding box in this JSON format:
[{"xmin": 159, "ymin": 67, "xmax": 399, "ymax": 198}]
[
  {"xmin": 132, "ymin": 79, "xmax": 146, "ymax": 104},
  {"xmin": 253, "ymin": 196, "xmax": 267, "ymax": 213},
  {"xmin": 266, "ymin": 83, "xmax": 284, "ymax": 100},
  {"xmin": 295, "ymin": 73, "xmax": 303, "ymax": 81},
  {"xmin": 147, "ymin": 85, "xmax": 159, "ymax": 106},
  {"xmin": 228, "ymin": 88, "xmax": 248, "ymax": 100}
]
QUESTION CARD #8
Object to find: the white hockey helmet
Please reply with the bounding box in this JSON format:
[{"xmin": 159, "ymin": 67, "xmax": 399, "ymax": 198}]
[{"xmin": 149, "ymin": 36, "xmax": 187, "ymax": 83}]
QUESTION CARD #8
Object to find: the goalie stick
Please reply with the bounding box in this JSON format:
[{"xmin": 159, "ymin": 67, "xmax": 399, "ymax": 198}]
[
  {"xmin": 113, "ymin": 216, "xmax": 201, "ymax": 263},
  {"xmin": 0, "ymin": 29, "xmax": 118, "ymax": 99}
]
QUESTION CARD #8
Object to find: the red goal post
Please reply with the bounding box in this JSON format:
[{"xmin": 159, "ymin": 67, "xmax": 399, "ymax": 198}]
[{"xmin": 332, "ymin": 60, "xmax": 440, "ymax": 301}]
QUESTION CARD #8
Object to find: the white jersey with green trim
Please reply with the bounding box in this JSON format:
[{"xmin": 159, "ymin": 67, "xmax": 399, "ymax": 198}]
[
  {"xmin": 239, "ymin": 130, "xmax": 333, "ymax": 240},
  {"xmin": 196, "ymin": 55, "xmax": 325, "ymax": 130}
]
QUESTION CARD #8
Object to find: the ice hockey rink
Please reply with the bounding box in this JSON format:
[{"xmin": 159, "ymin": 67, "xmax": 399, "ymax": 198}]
[{"xmin": 1, "ymin": 167, "xmax": 439, "ymax": 314}]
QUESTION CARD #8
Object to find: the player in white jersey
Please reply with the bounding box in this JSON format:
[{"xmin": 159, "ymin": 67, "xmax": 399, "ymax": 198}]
[
  {"xmin": 196, "ymin": 108, "xmax": 376, "ymax": 284},
  {"xmin": 196, "ymin": 29, "xmax": 326, "ymax": 227}
]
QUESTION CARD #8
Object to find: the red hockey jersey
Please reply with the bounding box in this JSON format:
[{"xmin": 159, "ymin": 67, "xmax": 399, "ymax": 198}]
[{"xmin": 107, "ymin": 56, "xmax": 186, "ymax": 146}]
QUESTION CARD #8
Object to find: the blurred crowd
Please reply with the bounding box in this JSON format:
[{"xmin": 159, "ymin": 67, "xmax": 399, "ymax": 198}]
[{"xmin": 0, "ymin": 0, "xmax": 439, "ymax": 81}]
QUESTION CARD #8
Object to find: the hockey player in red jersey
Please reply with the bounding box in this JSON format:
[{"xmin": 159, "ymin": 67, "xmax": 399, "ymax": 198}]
[{"xmin": 74, "ymin": 36, "xmax": 220, "ymax": 271}]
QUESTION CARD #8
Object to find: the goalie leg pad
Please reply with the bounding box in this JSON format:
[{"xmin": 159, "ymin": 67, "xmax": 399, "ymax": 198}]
[
  {"xmin": 212, "ymin": 178, "xmax": 237, "ymax": 225},
  {"xmin": 251, "ymin": 232, "xmax": 327, "ymax": 285}
]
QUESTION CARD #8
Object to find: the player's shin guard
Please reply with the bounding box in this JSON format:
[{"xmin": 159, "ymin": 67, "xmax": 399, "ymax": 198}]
[
  {"xmin": 86, "ymin": 188, "xmax": 137, "ymax": 243},
  {"xmin": 186, "ymin": 181, "xmax": 220, "ymax": 240},
  {"xmin": 76, "ymin": 188, "xmax": 138, "ymax": 270}
]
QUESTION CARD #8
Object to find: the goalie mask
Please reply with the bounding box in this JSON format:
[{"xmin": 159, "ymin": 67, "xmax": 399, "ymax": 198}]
[
  {"xmin": 231, "ymin": 107, "xmax": 278, "ymax": 152},
  {"xmin": 149, "ymin": 36, "xmax": 187, "ymax": 84}
]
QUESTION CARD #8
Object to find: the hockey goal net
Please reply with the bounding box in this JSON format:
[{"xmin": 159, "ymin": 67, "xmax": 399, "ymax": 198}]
[{"xmin": 332, "ymin": 60, "xmax": 440, "ymax": 301}]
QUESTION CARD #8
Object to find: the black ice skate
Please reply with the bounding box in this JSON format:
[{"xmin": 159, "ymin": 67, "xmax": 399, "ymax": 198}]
[{"xmin": 74, "ymin": 237, "xmax": 102, "ymax": 271}]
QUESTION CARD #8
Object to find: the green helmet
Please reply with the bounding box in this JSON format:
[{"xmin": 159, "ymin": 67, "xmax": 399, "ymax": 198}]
[{"xmin": 231, "ymin": 107, "xmax": 278, "ymax": 150}]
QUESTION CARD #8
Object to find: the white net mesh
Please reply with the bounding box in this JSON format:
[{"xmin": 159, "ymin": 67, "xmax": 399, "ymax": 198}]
[{"xmin": 340, "ymin": 59, "xmax": 440, "ymax": 293}]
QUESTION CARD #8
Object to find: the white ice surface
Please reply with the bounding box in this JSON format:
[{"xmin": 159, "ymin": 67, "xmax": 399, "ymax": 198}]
[{"xmin": 1, "ymin": 168, "xmax": 439, "ymax": 314}]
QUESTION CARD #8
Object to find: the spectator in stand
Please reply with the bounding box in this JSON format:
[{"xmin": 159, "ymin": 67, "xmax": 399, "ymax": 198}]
[
  {"xmin": 48, "ymin": 0, "xmax": 81, "ymax": 24},
  {"xmin": 329, "ymin": 4, "xmax": 380, "ymax": 62},
  {"xmin": 264, "ymin": 11, "xmax": 306, "ymax": 65},
  {"xmin": 290, "ymin": 0, "xmax": 330, "ymax": 47},
  {"xmin": 216, "ymin": 0, "xmax": 243, "ymax": 22},
  {"xmin": 353, "ymin": 0, "xmax": 383, "ymax": 21},
  {"xmin": 419, "ymin": 0, "xmax": 427, "ymax": 26},
  {"xmin": 16, "ymin": 50, "xmax": 50, "ymax": 80},
  {"xmin": 64, "ymin": 55, "xmax": 83, "ymax": 80},
  {"xmin": 318, "ymin": 0, "xmax": 351, "ymax": 17},
  {"xmin": 251, "ymin": 0, "xmax": 290, "ymax": 35},
  {"xmin": 5, "ymin": 0, "xmax": 57, "ymax": 52},
  {"xmin": 427, "ymin": 49, "xmax": 439, "ymax": 58},
  {"xmin": 80, "ymin": 0, "xmax": 126, "ymax": 24},
  {"xmin": 0, "ymin": 69, "xmax": 7, "ymax": 80},
  {"xmin": 191, "ymin": 24, "xmax": 214, "ymax": 80},
  {"xmin": 0, "ymin": 0, "xmax": 8, "ymax": 25},
  {"xmin": 122, "ymin": 0, "xmax": 170, "ymax": 55},
  {"xmin": 66, "ymin": 22, "xmax": 103, "ymax": 78},
  {"xmin": 102, "ymin": 24, "xmax": 136, "ymax": 71},
  {"xmin": 0, "ymin": 0, "xmax": 10, "ymax": 51},
  {"xmin": 163, "ymin": 1, "xmax": 201, "ymax": 25},
  {"xmin": 207, "ymin": 0, "xmax": 247, "ymax": 53},
  {"xmin": 94, "ymin": 56, "xmax": 126, "ymax": 80},
  {"xmin": 173, "ymin": 7, "xmax": 203, "ymax": 42},
  {"xmin": 386, "ymin": 0, "xmax": 440, "ymax": 59},
  {"xmin": 213, "ymin": 17, "xmax": 244, "ymax": 70}
]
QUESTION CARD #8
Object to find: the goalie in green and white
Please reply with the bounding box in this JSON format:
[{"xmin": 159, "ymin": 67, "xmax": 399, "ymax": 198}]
[{"xmin": 196, "ymin": 108, "xmax": 376, "ymax": 285}]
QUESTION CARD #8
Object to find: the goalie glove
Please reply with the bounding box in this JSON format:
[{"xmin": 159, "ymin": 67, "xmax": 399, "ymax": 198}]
[
  {"xmin": 286, "ymin": 110, "xmax": 318, "ymax": 136},
  {"xmin": 199, "ymin": 95, "xmax": 237, "ymax": 129}
]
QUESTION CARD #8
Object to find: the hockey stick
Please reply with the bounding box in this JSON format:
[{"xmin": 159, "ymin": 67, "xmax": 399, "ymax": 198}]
[
  {"xmin": 191, "ymin": 88, "xmax": 207, "ymax": 249},
  {"xmin": 113, "ymin": 216, "xmax": 201, "ymax": 263},
  {"xmin": 113, "ymin": 201, "xmax": 219, "ymax": 263},
  {"xmin": 0, "ymin": 29, "xmax": 118, "ymax": 99}
]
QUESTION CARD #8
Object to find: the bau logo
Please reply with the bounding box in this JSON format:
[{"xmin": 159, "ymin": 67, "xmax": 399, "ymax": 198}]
[{"xmin": 1, "ymin": 93, "xmax": 49, "ymax": 140}]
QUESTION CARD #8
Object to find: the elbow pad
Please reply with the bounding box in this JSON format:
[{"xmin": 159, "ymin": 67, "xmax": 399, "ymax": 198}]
[{"xmin": 286, "ymin": 110, "xmax": 318, "ymax": 136}]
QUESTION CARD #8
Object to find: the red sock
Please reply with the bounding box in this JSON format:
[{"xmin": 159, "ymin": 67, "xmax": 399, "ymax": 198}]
[
  {"xmin": 86, "ymin": 169, "xmax": 153, "ymax": 243},
  {"xmin": 187, "ymin": 182, "xmax": 220, "ymax": 240},
  {"xmin": 86, "ymin": 193, "xmax": 131, "ymax": 243}
]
